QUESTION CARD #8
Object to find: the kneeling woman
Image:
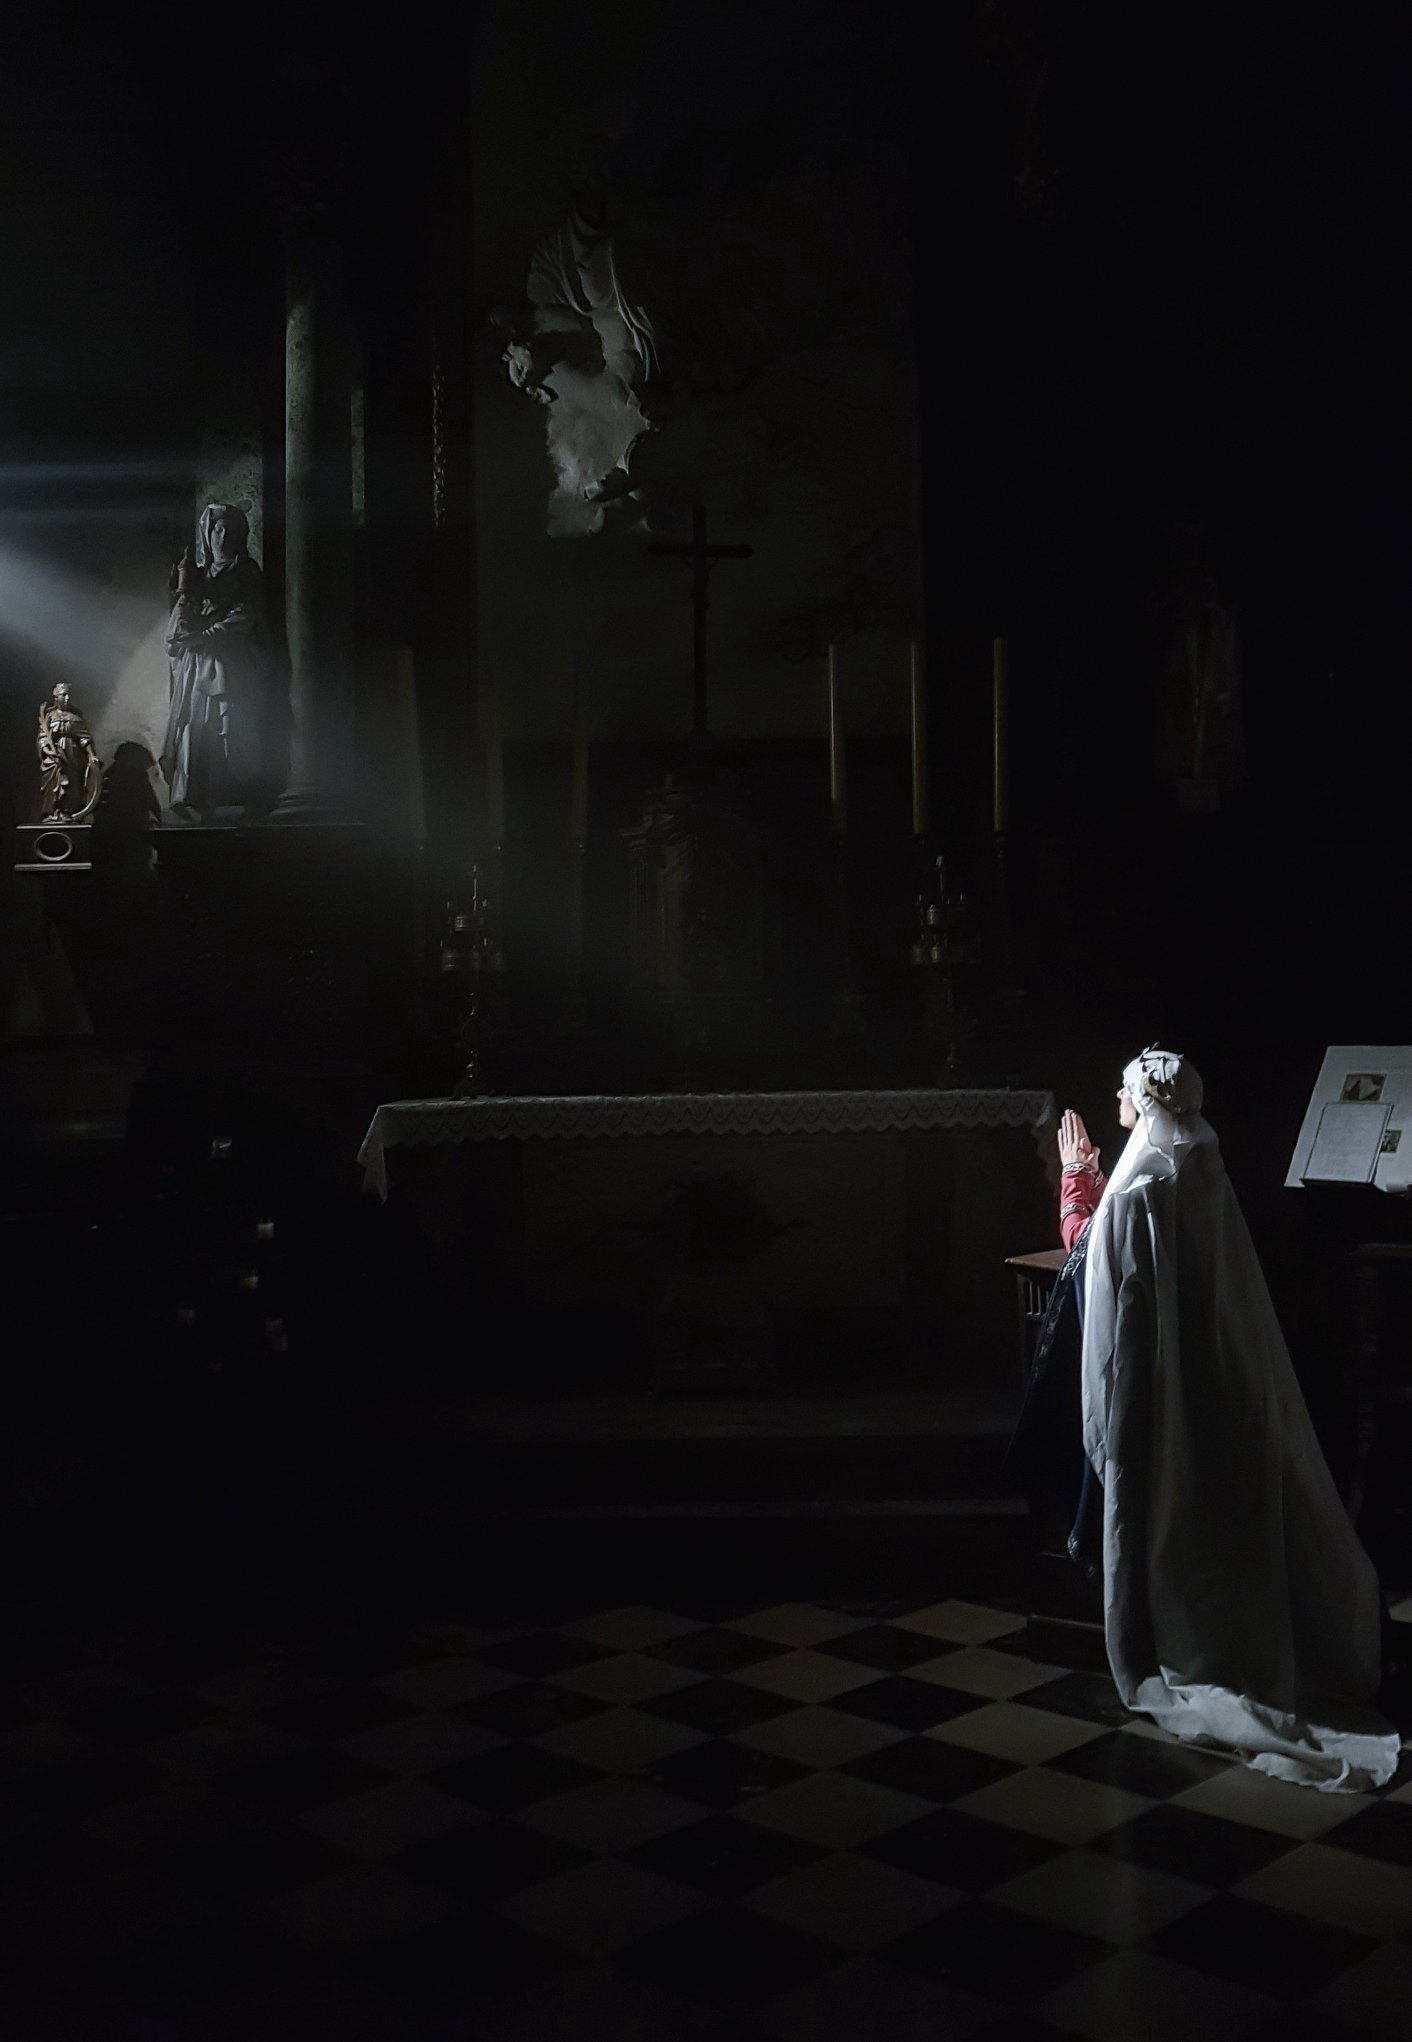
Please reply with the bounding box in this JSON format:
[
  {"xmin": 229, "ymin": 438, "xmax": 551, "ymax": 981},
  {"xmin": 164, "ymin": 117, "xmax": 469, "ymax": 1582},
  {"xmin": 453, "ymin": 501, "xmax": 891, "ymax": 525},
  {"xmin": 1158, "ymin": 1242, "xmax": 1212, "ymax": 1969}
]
[{"xmin": 1030, "ymin": 1048, "xmax": 1399, "ymax": 1792}]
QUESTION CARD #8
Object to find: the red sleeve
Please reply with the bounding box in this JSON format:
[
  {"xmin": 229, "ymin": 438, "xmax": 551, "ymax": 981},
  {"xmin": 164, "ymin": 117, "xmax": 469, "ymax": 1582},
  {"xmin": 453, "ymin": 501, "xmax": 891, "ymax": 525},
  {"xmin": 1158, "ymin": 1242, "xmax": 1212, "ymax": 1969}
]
[{"xmin": 1059, "ymin": 1167, "xmax": 1106, "ymax": 1253}]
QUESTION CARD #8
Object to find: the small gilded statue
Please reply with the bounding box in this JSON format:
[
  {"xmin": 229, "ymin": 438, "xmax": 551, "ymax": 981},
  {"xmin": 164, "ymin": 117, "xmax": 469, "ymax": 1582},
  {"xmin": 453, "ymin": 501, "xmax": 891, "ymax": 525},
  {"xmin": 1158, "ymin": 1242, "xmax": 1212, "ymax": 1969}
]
[{"xmin": 37, "ymin": 682, "xmax": 102, "ymax": 823}]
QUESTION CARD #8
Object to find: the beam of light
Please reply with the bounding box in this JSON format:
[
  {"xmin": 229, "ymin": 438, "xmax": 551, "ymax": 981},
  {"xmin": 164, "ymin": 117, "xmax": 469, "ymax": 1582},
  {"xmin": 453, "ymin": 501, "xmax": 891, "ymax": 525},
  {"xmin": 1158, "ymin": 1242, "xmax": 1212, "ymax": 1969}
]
[
  {"xmin": 0, "ymin": 462, "xmax": 190, "ymax": 487},
  {"xmin": 0, "ymin": 537, "xmax": 172, "ymax": 758}
]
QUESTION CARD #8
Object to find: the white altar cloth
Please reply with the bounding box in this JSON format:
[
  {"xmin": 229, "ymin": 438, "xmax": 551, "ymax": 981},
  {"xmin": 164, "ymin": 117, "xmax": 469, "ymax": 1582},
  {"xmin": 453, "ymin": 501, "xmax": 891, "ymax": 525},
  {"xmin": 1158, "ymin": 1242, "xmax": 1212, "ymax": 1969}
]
[{"xmin": 358, "ymin": 1088, "xmax": 1057, "ymax": 1200}]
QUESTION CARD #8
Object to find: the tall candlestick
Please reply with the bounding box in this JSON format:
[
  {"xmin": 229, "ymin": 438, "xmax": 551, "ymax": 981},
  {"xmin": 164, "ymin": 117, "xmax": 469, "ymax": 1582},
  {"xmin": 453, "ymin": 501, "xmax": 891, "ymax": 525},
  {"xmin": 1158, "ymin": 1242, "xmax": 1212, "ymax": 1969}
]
[
  {"xmin": 569, "ymin": 672, "xmax": 588, "ymax": 848},
  {"xmin": 827, "ymin": 642, "xmax": 846, "ymax": 837},
  {"xmin": 992, "ymin": 634, "xmax": 1009, "ymax": 837},
  {"xmin": 484, "ymin": 684, "xmax": 504, "ymax": 847},
  {"xmin": 394, "ymin": 645, "xmax": 425, "ymax": 846},
  {"xmin": 909, "ymin": 638, "xmax": 927, "ymax": 838}
]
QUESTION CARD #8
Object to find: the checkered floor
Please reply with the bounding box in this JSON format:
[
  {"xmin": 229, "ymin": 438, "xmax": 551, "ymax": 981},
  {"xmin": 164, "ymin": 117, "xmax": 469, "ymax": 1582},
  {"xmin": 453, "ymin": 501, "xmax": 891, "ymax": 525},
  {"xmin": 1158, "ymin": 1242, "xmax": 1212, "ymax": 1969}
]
[{"xmin": 4, "ymin": 1595, "xmax": 1411, "ymax": 2040}]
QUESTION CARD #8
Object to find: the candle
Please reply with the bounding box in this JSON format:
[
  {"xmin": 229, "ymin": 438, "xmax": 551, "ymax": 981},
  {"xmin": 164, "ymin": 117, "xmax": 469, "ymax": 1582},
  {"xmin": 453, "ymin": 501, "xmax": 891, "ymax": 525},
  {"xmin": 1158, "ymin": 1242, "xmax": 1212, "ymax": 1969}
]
[
  {"xmin": 827, "ymin": 643, "xmax": 846, "ymax": 837},
  {"xmin": 484, "ymin": 684, "xmax": 504, "ymax": 846},
  {"xmin": 569, "ymin": 666, "xmax": 588, "ymax": 848},
  {"xmin": 394, "ymin": 645, "xmax": 425, "ymax": 846},
  {"xmin": 909, "ymin": 638, "xmax": 927, "ymax": 838},
  {"xmin": 992, "ymin": 634, "xmax": 1009, "ymax": 836}
]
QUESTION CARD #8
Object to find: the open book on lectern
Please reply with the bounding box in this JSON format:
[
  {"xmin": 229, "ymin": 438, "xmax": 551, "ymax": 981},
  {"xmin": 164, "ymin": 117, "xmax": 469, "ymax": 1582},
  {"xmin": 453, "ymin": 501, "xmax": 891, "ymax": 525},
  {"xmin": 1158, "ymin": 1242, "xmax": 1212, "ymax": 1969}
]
[{"xmin": 1285, "ymin": 1046, "xmax": 1412, "ymax": 1192}]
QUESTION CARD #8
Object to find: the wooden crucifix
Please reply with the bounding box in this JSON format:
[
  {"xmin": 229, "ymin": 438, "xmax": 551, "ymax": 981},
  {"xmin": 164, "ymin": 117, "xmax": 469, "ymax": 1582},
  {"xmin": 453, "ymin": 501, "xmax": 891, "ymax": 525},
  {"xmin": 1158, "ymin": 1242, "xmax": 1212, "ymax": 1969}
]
[{"xmin": 650, "ymin": 505, "xmax": 753, "ymax": 740}]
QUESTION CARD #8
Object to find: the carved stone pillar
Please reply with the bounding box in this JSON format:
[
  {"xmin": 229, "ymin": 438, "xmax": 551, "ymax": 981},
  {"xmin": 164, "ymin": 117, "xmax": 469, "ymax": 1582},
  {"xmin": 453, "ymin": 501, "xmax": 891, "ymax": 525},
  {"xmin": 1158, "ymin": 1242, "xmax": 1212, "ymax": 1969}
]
[{"xmin": 277, "ymin": 224, "xmax": 355, "ymax": 818}]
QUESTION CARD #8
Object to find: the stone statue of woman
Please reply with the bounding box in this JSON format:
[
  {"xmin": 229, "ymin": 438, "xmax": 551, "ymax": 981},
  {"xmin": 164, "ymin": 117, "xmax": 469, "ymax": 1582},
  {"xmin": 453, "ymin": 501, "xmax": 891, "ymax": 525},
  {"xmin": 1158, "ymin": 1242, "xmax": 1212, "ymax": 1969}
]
[
  {"xmin": 161, "ymin": 503, "xmax": 277, "ymax": 820},
  {"xmin": 37, "ymin": 682, "xmax": 102, "ymax": 822}
]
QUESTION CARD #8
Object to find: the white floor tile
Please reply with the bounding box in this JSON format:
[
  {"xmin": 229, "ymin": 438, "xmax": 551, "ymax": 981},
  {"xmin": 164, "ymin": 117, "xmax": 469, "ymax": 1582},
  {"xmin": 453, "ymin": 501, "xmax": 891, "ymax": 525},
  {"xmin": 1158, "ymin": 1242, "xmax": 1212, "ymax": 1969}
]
[
  {"xmin": 190, "ymin": 1663, "xmax": 332, "ymax": 1713},
  {"xmin": 892, "ymin": 1601, "xmax": 1028, "ymax": 1645},
  {"xmin": 1233, "ymin": 1839, "xmax": 1412, "ymax": 1939},
  {"xmin": 910, "ymin": 1646, "xmax": 1065, "ymax": 1700},
  {"xmin": 533, "ymin": 1706, "xmax": 708, "ymax": 1772},
  {"xmin": 990, "ymin": 1845, "xmax": 1209, "ymax": 1943},
  {"xmin": 559, "ymin": 1607, "xmax": 705, "ymax": 1650},
  {"xmin": 758, "ymin": 1957, "xmax": 997, "ymax": 2041},
  {"xmin": 336, "ymin": 1710, "xmax": 508, "ymax": 1776},
  {"xmin": 726, "ymin": 1605, "xmax": 874, "ymax": 1647},
  {"xmin": 1171, "ymin": 1764, "xmax": 1373, "ymax": 1838},
  {"xmin": 17, "ymin": 1665, "xmax": 158, "ymax": 1718},
  {"xmin": 741, "ymin": 1770, "xmax": 933, "ymax": 1849},
  {"xmin": 260, "ymin": 1865, "xmax": 461, "ymax": 1948},
  {"xmin": 926, "ymin": 1702, "xmax": 1109, "ymax": 1765},
  {"xmin": 547, "ymin": 1653, "xmax": 705, "ymax": 1705},
  {"xmin": 952, "ymin": 1766, "xmax": 1153, "ymax": 1845},
  {"xmin": 299, "ymin": 1781, "xmax": 485, "ymax": 1856},
  {"xmin": 737, "ymin": 1651, "xmax": 885, "ymax": 1704},
  {"xmin": 0, "ymin": 1719, "xmax": 111, "ymax": 1774},
  {"xmin": 141, "ymin": 1717, "xmax": 311, "ymax": 1780},
  {"xmin": 475, "ymin": 1965, "xmax": 706, "ymax": 2042},
  {"xmin": 500, "ymin": 1857, "xmax": 708, "ymax": 1955},
  {"xmin": 373, "ymin": 1658, "xmax": 520, "ymax": 1709},
  {"xmin": 732, "ymin": 1705, "xmax": 909, "ymax": 1770},
  {"xmin": 518, "ymin": 1776, "xmax": 705, "ymax": 1853}
]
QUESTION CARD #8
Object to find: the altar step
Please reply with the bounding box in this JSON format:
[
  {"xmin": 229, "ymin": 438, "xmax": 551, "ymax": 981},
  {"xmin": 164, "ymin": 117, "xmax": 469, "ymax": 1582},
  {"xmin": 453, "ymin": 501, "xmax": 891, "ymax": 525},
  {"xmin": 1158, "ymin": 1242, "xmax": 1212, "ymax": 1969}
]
[{"xmin": 402, "ymin": 1390, "xmax": 1021, "ymax": 1517}]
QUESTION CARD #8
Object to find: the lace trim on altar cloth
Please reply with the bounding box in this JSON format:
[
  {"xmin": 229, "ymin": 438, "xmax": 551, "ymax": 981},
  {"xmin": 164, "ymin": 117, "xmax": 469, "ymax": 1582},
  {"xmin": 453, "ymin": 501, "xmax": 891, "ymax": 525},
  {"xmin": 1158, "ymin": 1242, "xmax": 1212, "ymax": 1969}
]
[{"xmin": 358, "ymin": 1088, "xmax": 1057, "ymax": 1199}]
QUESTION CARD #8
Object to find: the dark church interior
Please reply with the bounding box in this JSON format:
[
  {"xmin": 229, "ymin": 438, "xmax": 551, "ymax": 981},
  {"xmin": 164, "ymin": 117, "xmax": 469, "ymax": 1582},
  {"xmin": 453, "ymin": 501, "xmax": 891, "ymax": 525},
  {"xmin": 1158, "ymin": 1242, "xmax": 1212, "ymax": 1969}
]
[{"xmin": 4, "ymin": 4, "xmax": 1412, "ymax": 2035}]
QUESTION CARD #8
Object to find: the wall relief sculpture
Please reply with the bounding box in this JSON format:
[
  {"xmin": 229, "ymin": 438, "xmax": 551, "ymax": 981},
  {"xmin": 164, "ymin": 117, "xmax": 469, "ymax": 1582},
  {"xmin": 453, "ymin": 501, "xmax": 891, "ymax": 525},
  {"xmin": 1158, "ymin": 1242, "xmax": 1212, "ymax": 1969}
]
[{"xmin": 495, "ymin": 201, "xmax": 658, "ymax": 537}]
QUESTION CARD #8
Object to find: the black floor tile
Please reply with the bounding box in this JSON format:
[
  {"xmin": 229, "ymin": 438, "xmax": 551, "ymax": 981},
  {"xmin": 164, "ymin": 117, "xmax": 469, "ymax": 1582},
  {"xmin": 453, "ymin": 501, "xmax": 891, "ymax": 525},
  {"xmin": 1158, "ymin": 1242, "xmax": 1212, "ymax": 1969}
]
[
  {"xmin": 1249, "ymin": 2012, "xmax": 1386, "ymax": 2042},
  {"xmin": 829, "ymin": 1676, "xmax": 981, "ymax": 1733},
  {"xmin": 822, "ymin": 1598, "xmax": 931, "ymax": 1621},
  {"xmin": 352, "ymin": 1908, "xmax": 581, "ymax": 2001},
  {"xmin": 978, "ymin": 2021, "xmax": 1097, "ymax": 2042},
  {"xmin": 1016, "ymin": 1670, "xmax": 1130, "ymax": 1727},
  {"xmin": 479, "ymin": 1633, "xmax": 615, "ymax": 1678},
  {"xmin": 298, "ymin": 1635, "xmax": 433, "ymax": 1681},
  {"xmin": 1147, "ymin": 1893, "xmax": 1376, "ymax": 2001},
  {"xmin": 627, "ymin": 1811, "xmax": 826, "ymax": 1897},
  {"xmin": 0, "ymin": 1820, "xmax": 116, "ymax": 1904},
  {"xmin": 640, "ymin": 1740, "xmax": 810, "ymax": 1810},
  {"xmin": 823, "ymin": 1624, "xmax": 955, "ymax": 1673},
  {"xmin": 451, "ymin": 1680, "xmax": 609, "ymax": 1738},
  {"xmin": 424, "ymin": 1743, "xmax": 599, "ymax": 1811},
  {"xmin": 841, "ymin": 1735, "xmax": 1019, "ymax": 1804},
  {"xmin": 639, "ymin": 1679, "xmax": 798, "ymax": 1737},
  {"xmin": 1092, "ymin": 1803, "xmax": 1299, "ymax": 1886},
  {"xmin": 264, "ymin": 1685, "xmax": 419, "ymax": 1742},
  {"xmin": 860, "ymin": 1805, "xmax": 1068, "ymax": 1890},
  {"xmin": 884, "ymin": 1895, "xmax": 1109, "ymax": 1998},
  {"xmin": 1046, "ymin": 1729, "xmax": 1232, "ymax": 1799},
  {"xmin": 644, "ymin": 1629, "xmax": 792, "ymax": 1676},
  {"xmin": 395, "ymin": 1818, "xmax": 589, "ymax": 1901},
  {"xmin": 217, "ymin": 1746, "xmax": 396, "ymax": 1810},
  {"xmin": 69, "ymin": 1691, "xmax": 220, "ymax": 1743},
  {"xmin": 5, "ymin": 1754, "xmax": 166, "ymax": 1817},
  {"xmin": 992, "ymin": 1618, "xmax": 1111, "ymax": 1674},
  {"xmin": 621, "ymin": 1904, "xmax": 834, "ymax": 2004},
  {"xmin": 159, "ymin": 1819, "xmax": 353, "ymax": 1899},
  {"xmin": 1318, "ymin": 1796, "xmax": 1412, "ymax": 1867}
]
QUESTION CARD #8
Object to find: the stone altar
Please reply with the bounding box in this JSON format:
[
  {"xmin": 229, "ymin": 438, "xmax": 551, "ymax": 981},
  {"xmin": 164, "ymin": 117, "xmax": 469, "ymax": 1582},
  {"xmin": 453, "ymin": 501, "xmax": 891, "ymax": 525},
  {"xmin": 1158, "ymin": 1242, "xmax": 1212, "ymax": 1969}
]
[{"xmin": 360, "ymin": 1087, "xmax": 1056, "ymax": 1390}]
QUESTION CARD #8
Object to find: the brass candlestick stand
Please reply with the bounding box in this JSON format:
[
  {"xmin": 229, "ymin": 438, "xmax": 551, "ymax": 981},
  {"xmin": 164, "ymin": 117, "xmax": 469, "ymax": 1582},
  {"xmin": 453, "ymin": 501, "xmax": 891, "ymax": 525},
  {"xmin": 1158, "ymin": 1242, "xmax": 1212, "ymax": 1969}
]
[
  {"xmin": 911, "ymin": 855, "xmax": 971, "ymax": 1082},
  {"xmin": 440, "ymin": 857, "xmax": 506, "ymax": 1096},
  {"xmin": 830, "ymin": 832, "xmax": 864, "ymax": 1037}
]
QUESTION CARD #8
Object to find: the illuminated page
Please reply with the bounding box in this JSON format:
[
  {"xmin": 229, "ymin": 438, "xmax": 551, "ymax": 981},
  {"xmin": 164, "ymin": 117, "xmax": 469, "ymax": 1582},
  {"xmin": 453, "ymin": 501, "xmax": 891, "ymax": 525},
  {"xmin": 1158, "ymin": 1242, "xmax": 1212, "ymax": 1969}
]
[
  {"xmin": 1301, "ymin": 1101, "xmax": 1392, "ymax": 1185},
  {"xmin": 1285, "ymin": 1047, "xmax": 1412, "ymax": 1187}
]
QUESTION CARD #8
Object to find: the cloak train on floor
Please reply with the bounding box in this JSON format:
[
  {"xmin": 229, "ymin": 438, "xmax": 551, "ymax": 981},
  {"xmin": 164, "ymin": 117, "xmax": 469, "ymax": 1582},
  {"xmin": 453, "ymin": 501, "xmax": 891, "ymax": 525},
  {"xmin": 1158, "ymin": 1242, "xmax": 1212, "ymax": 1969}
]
[{"xmin": 1081, "ymin": 1050, "xmax": 1400, "ymax": 1792}]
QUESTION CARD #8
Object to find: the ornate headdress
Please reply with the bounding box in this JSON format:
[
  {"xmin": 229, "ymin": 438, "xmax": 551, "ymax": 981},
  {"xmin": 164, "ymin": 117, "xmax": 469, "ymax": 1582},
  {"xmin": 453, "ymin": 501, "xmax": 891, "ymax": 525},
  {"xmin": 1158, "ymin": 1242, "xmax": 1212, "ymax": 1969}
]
[{"xmin": 1127, "ymin": 1045, "xmax": 1203, "ymax": 1118}]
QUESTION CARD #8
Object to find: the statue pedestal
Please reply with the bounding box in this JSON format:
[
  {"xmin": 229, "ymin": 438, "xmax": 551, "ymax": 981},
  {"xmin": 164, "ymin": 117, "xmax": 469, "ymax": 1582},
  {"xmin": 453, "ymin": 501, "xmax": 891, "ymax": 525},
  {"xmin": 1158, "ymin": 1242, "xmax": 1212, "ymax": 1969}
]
[{"xmin": 15, "ymin": 822, "xmax": 93, "ymax": 873}]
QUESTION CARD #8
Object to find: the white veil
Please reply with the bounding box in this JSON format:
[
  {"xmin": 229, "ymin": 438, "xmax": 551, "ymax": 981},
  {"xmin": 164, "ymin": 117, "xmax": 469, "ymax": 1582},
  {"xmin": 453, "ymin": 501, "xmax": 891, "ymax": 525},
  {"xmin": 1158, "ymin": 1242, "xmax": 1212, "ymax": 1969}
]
[{"xmin": 1081, "ymin": 1048, "xmax": 1399, "ymax": 1791}]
